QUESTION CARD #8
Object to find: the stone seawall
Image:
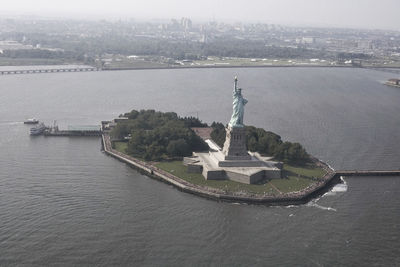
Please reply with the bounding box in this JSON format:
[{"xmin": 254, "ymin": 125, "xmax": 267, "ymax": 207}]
[{"xmin": 102, "ymin": 132, "xmax": 341, "ymax": 205}]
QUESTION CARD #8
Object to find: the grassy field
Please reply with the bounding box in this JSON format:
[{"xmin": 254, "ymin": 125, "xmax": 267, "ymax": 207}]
[
  {"xmin": 269, "ymin": 163, "xmax": 326, "ymax": 193},
  {"xmin": 154, "ymin": 160, "xmax": 327, "ymax": 195},
  {"xmin": 283, "ymin": 164, "xmax": 326, "ymax": 179},
  {"xmin": 113, "ymin": 141, "xmax": 128, "ymax": 153},
  {"xmin": 269, "ymin": 176, "xmax": 315, "ymax": 193},
  {"xmin": 155, "ymin": 161, "xmax": 279, "ymax": 195}
]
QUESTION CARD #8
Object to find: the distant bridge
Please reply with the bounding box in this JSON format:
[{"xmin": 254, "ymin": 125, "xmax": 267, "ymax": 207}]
[{"xmin": 0, "ymin": 67, "xmax": 100, "ymax": 75}]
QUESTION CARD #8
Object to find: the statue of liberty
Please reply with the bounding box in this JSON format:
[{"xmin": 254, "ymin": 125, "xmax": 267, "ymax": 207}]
[{"xmin": 228, "ymin": 76, "xmax": 248, "ymax": 128}]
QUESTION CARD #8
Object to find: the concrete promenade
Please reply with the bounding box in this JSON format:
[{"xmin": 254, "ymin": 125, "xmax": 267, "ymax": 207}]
[{"xmin": 101, "ymin": 132, "xmax": 342, "ymax": 205}]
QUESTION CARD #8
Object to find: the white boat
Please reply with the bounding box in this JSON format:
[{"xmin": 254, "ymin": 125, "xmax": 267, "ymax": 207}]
[{"xmin": 24, "ymin": 118, "xmax": 39, "ymax": 124}]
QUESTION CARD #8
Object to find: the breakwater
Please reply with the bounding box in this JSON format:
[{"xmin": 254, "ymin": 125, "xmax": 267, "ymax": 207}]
[{"xmin": 337, "ymin": 170, "xmax": 400, "ymax": 176}]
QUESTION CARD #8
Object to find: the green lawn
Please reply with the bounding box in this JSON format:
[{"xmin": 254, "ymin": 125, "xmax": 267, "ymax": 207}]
[
  {"xmin": 270, "ymin": 163, "xmax": 327, "ymax": 193},
  {"xmin": 113, "ymin": 141, "xmax": 128, "ymax": 153},
  {"xmin": 154, "ymin": 161, "xmax": 278, "ymax": 195},
  {"xmin": 269, "ymin": 177, "xmax": 315, "ymax": 193},
  {"xmin": 154, "ymin": 160, "xmax": 327, "ymax": 195},
  {"xmin": 283, "ymin": 164, "xmax": 326, "ymax": 179}
]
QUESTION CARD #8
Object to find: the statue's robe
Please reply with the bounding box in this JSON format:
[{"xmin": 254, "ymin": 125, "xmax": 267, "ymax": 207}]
[{"xmin": 229, "ymin": 90, "xmax": 248, "ymax": 127}]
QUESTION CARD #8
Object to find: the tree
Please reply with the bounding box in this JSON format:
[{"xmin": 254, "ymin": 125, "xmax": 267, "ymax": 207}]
[
  {"xmin": 112, "ymin": 109, "xmax": 208, "ymax": 160},
  {"xmin": 167, "ymin": 139, "xmax": 190, "ymax": 157},
  {"xmin": 210, "ymin": 122, "xmax": 226, "ymax": 147},
  {"xmin": 111, "ymin": 123, "xmax": 129, "ymax": 139},
  {"xmin": 210, "ymin": 123, "xmax": 309, "ymax": 164}
]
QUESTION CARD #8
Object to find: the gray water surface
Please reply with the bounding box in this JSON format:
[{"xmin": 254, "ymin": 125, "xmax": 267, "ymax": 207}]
[{"xmin": 0, "ymin": 67, "xmax": 399, "ymax": 266}]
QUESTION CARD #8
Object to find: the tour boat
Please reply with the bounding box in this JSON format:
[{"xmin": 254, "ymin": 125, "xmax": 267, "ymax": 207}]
[
  {"xmin": 384, "ymin": 78, "xmax": 400, "ymax": 88},
  {"xmin": 24, "ymin": 118, "xmax": 39, "ymax": 124}
]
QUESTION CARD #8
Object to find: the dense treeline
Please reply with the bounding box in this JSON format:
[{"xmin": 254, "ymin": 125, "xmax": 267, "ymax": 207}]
[
  {"xmin": 210, "ymin": 122, "xmax": 227, "ymax": 148},
  {"xmin": 204, "ymin": 38, "xmax": 326, "ymax": 59},
  {"xmin": 1, "ymin": 32, "xmax": 370, "ymax": 62},
  {"xmin": 210, "ymin": 122, "xmax": 309, "ymax": 164},
  {"xmin": 1, "ymin": 49, "xmax": 64, "ymax": 59},
  {"xmin": 111, "ymin": 109, "xmax": 309, "ymax": 163},
  {"xmin": 0, "ymin": 48, "xmax": 93, "ymax": 63},
  {"xmin": 111, "ymin": 110, "xmax": 208, "ymax": 160}
]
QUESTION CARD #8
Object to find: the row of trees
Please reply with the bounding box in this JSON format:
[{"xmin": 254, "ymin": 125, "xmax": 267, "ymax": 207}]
[
  {"xmin": 1, "ymin": 49, "xmax": 63, "ymax": 59},
  {"xmin": 211, "ymin": 122, "xmax": 309, "ymax": 164},
  {"xmin": 0, "ymin": 48, "xmax": 94, "ymax": 64},
  {"xmin": 111, "ymin": 110, "xmax": 208, "ymax": 161}
]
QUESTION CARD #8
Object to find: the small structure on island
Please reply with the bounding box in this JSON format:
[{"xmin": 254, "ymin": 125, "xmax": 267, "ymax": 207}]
[{"xmin": 184, "ymin": 77, "xmax": 281, "ymax": 184}]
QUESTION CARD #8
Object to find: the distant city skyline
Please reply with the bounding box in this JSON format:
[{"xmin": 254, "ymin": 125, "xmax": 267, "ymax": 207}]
[{"xmin": 0, "ymin": 0, "xmax": 399, "ymax": 31}]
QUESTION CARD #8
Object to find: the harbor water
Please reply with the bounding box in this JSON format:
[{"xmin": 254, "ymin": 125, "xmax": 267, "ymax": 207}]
[{"xmin": 0, "ymin": 67, "xmax": 399, "ymax": 266}]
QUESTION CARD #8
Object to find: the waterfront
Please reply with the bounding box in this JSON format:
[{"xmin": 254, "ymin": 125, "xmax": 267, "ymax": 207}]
[{"xmin": 1, "ymin": 67, "xmax": 400, "ymax": 265}]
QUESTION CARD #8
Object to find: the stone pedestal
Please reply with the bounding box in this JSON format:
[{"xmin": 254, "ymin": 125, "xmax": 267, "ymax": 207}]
[{"xmin": 222, "ymin": 126, "xmax": 251, "ymax": 160}]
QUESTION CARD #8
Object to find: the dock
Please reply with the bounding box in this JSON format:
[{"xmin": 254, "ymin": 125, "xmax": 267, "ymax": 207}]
[
  {"xmin": 43, "ymin": 124, "xmax": 102, "ymax": 136},
  {"xmin": 336, "ymin": 170, "xmax": 400, "ymax": 177}
]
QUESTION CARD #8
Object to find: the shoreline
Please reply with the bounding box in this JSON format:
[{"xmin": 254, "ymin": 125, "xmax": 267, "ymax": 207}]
[
  {"xmin": 101, "ymin": 64, "xmax": 400, "ymax": 72},
  {"xmin": 103, "ymin": 65, "xmax": 356, "ymax": 71},
  {"xmin": 0, "ymin": 63, "xmax": 399, "ymax": 76},
  {"xmin": 101, "ymin": 130, "xmax": 340, "ymax": 205}
]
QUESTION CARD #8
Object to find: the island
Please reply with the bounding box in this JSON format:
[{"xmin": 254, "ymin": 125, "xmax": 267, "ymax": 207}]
[{"xmin": 101, "ymin": 77, "xmax": 337, "ymax": 205}]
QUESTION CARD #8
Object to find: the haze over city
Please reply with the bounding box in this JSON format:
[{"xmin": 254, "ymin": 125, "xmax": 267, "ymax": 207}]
[{"xmin": 1, "ymin": 0, "xmax": 400, "ymax": 30}]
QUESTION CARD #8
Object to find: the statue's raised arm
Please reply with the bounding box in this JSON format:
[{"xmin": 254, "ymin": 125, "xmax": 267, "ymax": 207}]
[
  {"xmin": 228, "ymin": 76, "xmax": 248, "ymax": 128},
  {"xmin": 233, "ymin": 76, "xmax": 238, "ymax": 93}
]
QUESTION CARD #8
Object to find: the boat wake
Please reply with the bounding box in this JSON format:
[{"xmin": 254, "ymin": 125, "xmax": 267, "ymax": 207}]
[
  {"xmin": 324, "ymin": 176, "xmax": 348, "ymax": 196},
  {"xmin": 303, "ymin": 176, "xmax": 348, "ymax": 211},
  {"xmin": 0, "ymin": 121, "xmax": 22, "ymax": 126},
  {"xmin": 306, "ymin": 201, "xmax": 337, "ymax": 212}
]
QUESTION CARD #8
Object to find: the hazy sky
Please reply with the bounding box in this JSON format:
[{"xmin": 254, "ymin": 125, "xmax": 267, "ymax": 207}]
[{"xmin": 1, "ymin": 0, "xmax": 400, "ymax": 30}]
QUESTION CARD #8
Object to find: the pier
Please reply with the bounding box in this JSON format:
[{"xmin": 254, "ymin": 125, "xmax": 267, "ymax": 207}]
[
  {"xmin": 44, "ymin": 124, "xmax": 102, "ymax": 137},
  {"xmin": 336, "ymin": 170, "xmax": 400, "ymax": 177},
  {"xmin": 44, "ymin": 130, "xmax": 101, "ymax": 136}
]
